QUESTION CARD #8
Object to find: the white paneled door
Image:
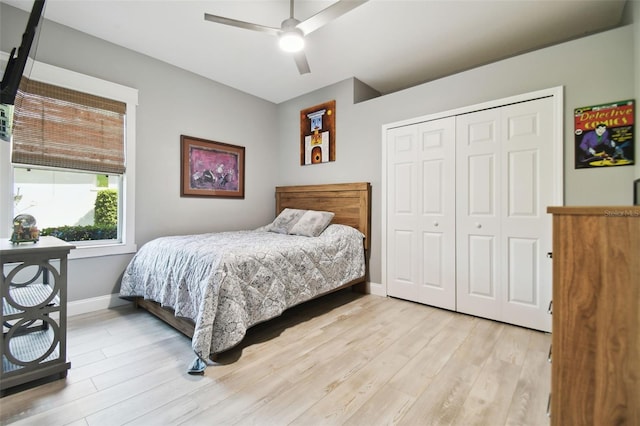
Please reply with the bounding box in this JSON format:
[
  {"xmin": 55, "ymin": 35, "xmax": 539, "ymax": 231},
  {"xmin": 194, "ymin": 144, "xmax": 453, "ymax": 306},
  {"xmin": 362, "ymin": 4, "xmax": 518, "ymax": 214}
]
[
  {"xmin": 456, "ymin": 97, "xmax": 554, "ymax": 331},
  {"xmin": 385, "ymin": 94, "xmax": 557, "ymax": 332},
  {"xmin": 386, "ymin": 117, "xmax": 456, "ymax": 310}
]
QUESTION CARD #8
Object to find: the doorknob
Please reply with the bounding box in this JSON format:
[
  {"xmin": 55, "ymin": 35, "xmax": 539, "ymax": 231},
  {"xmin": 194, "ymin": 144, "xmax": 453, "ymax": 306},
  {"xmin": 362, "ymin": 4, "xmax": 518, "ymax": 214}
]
[{"xmin": 475, "ymin": 223, "xmax": 482, "ymax": 229}]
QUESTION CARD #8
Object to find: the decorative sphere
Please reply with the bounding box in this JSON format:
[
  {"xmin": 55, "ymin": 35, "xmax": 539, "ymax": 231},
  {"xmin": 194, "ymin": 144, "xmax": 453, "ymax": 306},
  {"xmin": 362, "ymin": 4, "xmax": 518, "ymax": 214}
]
[
  {"xmin": 10, "ymin": 214, "xmax": 39, "ymax": 243},
  {"xmin": 13, "ymin": 214, "xmax": 37, "ymax": 228}
]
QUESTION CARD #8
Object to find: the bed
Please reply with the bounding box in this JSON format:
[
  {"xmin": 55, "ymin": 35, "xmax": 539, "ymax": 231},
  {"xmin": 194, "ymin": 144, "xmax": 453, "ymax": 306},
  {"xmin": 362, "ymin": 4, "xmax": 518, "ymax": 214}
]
[{"xmin": 119, "ymin": 182, "xmax": 371, "ymax": 372}]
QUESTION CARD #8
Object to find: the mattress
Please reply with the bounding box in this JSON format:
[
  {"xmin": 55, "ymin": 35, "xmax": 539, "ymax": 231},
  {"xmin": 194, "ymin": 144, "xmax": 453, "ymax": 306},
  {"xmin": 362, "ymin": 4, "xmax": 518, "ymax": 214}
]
[{"xmin": 119, "ymin": 224, "xmax": 365, "ymax": 367}]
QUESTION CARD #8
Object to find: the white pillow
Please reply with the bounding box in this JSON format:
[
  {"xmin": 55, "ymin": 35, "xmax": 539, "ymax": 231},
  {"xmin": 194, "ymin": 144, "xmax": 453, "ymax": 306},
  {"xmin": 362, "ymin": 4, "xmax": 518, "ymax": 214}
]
[
  {"xmin": 268, "ymin": 208, "xmax": 307, "ymax": 234},
  {"xmin": 288, "ymin": 210, "xmax": 335, "ymax": 237}
]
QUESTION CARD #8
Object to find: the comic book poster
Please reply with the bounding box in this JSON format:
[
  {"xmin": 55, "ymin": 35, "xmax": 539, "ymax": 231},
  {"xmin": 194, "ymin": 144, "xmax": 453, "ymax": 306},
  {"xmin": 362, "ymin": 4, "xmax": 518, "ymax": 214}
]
[{"xmin": 574, "ymin": 99, "xmax": 634, "ymax": 168}]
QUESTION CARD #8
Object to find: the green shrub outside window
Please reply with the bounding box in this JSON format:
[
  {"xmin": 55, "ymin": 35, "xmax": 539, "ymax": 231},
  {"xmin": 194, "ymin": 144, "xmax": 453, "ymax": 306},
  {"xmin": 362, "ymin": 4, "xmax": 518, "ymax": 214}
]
[{"xmin": 41, "ymin": 189, "xmax": 118, "ymax": 242}]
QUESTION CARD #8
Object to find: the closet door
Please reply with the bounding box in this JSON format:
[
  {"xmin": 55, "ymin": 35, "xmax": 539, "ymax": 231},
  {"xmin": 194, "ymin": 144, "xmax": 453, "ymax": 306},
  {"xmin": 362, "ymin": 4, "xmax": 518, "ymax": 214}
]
[
  {"xmin": 500, "ymin": 98, "xmax": 554, "ymax": 331},
  {"xmin": 456, "ymin": 97, "xmax": 554, "ymax": 332},
  {"xmin": 386, "ymin": 118, "xmax": 456, "ymax": 310},
  {"xmin": 386, "ymin": 125, "xmax": 420, "ymax": 302},
  {"xmin": 455, "ymin": 108, "xmax": 502, "ymax": 321}
]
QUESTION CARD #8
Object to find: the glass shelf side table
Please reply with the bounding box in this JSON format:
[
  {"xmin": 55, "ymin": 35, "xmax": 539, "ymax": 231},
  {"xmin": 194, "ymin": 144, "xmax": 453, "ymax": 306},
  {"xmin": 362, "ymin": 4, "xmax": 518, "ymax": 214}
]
[{"xmin": 1, "ymin": 236, "xmax": 75, "ymax": 396}]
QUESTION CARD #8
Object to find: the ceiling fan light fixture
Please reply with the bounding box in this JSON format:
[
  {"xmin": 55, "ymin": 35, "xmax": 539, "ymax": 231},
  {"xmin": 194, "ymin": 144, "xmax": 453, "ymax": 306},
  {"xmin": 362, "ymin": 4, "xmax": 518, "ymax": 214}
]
[
  {"xmin": 279, "ymin": 28, "xmax": 304, "ymax": 52},
  {"xmin": 205, "ymin": 0, "xmax": 370, "ymax": 74}
]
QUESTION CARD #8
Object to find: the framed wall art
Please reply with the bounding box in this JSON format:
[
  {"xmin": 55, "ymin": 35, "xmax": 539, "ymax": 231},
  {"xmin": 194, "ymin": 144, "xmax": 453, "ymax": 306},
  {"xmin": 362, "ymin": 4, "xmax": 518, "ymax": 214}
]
[
  {"xmin": 180, "ymin": 135, "xmax": 245, "ymax": 198},
  {"xmin": 574, "ymin": 99, "xmax": 635, "ymax": 169},
  {"xmin": 300, "ymin": 100, "xmax": 336, "ymax": 165}
]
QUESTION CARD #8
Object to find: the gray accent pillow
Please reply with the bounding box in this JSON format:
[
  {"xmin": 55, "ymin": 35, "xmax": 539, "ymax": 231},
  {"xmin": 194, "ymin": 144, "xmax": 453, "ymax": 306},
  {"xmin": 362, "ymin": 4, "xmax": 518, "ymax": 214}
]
[
  {"xmin": 288, "ymin": 210, "xmax": 335, "ymax": 237},
  {"xmin": 268, "ymin": 208, "xmax": 307, "ymax": 234}
]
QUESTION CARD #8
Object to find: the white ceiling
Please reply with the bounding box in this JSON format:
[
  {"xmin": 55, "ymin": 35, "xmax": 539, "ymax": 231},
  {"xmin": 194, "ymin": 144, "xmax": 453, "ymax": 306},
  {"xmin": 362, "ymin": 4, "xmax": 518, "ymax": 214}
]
[{"xmin": 1, "ymin": 0, "xmax": 629, "ymax": 104}]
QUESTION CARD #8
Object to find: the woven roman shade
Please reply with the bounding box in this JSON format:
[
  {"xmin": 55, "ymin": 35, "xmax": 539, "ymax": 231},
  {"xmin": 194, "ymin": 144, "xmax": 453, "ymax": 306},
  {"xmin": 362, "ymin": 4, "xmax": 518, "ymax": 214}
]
[{"xmin": 11, "ymin": 77, "xmax": 127, "ymax": 174}]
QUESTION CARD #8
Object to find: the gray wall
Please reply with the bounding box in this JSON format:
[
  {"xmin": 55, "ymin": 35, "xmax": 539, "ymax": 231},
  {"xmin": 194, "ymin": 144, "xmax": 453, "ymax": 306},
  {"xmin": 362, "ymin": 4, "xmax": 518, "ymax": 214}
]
[
  {"xmin": 633, "ymin": 0, "xmax": 640, "ymax": 180},
  {"xmin": 2, "ymin": 3, "xmax": 638, "ymax": 302},
  {"xmin": 276, "ymin": 24, "xmax": 637, "ymax": 288},
  {"xmin": 1, "ymin": 3, "xmax": 279, "ymax": 302}
]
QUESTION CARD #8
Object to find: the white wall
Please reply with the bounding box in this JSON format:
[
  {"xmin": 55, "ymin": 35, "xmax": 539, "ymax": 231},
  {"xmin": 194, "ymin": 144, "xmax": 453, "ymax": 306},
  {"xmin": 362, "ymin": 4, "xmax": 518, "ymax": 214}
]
[{"xmin": 276, "ymin": 25, "xmax": 637, "ymax": 288}]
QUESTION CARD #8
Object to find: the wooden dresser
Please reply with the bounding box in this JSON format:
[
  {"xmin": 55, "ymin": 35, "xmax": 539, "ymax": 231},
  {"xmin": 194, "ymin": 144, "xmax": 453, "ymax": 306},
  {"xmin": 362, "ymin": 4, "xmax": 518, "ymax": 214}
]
[{"xmin": 547, "ymin": 206, "xmax": 639, "ymax": 425}]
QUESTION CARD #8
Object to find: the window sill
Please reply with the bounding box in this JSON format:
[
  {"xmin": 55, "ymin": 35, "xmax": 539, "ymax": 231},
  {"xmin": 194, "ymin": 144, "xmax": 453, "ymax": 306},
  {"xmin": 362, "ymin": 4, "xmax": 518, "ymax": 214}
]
[{"xmin": 68, "ymin": 242, "xmax": 137, "ymax": 260}]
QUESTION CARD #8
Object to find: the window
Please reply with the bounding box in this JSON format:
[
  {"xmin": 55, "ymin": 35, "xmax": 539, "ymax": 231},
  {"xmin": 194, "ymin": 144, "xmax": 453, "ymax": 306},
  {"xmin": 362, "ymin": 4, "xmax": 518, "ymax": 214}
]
[
  {"xmin": 13, "ymin": 168, "xmax": 122, "ymax": 244},
  {"xmin": 0, "ymin": 57, "xmax": 138, "ymax": 259}
]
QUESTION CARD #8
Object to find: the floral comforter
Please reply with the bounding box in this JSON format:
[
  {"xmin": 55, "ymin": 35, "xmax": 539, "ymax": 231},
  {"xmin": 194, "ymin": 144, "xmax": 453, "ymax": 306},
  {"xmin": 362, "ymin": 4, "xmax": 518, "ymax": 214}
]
[{"xmin": 119, "ymin": 224, "xmax": 365, "ymax": 367}]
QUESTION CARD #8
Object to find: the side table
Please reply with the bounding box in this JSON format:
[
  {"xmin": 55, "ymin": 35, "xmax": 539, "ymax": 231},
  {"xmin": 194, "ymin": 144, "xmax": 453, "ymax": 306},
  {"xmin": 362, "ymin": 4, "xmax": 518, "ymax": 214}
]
[{"xmin": 1, "ymin": 236, "xmax": 75, "ymax": 396}]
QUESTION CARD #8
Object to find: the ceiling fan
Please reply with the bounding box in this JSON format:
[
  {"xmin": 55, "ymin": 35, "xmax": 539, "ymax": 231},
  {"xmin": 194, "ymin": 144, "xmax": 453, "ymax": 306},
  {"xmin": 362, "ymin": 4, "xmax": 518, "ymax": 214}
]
[{"xmin": 204, "ymin": 0, "xmax": 369, "ymax": 75}]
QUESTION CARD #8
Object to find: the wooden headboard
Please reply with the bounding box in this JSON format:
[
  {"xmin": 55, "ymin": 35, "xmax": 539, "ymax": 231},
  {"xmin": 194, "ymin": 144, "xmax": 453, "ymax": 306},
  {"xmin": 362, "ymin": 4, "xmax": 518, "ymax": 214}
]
[{"xmin": 275, "ymin": 182, "xmax": 371, "ymax": 250}]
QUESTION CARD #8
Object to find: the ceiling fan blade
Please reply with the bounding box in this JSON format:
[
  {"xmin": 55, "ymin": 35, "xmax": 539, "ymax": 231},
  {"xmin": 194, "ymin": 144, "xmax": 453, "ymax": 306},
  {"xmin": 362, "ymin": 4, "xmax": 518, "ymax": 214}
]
[
  {"xmin": 296, "ymin": 0, "xmax": 369, "ymax": 35},
  {"xmin": 204, "ymin": 13, "xmax": 281, "ymax": 36},
  {"xmin": 293, "ymin": 51, "xmax": 311, "ymax": 75}
]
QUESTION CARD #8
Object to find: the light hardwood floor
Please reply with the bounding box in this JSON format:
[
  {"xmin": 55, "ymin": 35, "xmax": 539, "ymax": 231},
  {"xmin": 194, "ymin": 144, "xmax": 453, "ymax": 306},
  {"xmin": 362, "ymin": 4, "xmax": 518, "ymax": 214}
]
[{"xmin": 1, "ymin": 290, "xmax": 551, "ymax": 426}]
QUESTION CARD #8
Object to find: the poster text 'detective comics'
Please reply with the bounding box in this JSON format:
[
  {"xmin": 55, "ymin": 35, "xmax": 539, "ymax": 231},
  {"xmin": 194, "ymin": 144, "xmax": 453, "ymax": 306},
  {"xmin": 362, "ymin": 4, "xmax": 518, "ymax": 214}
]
[{"xmin": 574, "ymin": 99, "xmax": 634, "ymax": 169}]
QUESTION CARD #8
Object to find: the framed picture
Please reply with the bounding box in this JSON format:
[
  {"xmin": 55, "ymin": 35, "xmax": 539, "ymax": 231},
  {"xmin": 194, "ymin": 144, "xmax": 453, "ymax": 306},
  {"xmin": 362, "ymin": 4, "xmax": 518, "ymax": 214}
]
[
  {"xmin": 300, "ymin": 100, "xmax": 336, "ymax": 165},
  {"xmin": 574, "ymin": 99, "xmax": 635, "ymax": 169},
  {"xmin": 180, "ymin": 135, "xmax": 245, "ymax": 198},
  {"xmin": 635, "ymin": 178, "xmax": 640, "ymax": 206}
]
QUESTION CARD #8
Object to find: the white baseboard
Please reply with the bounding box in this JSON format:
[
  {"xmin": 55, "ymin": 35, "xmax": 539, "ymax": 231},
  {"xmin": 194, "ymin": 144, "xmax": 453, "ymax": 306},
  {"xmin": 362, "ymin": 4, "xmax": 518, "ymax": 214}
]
[
  {"xmin": 68, "ymin": 294, "xmax": 132, "ymax": 317},
  {"xmin": 365, "ymin": 281, "xmax": 386, "ymax": 297}
]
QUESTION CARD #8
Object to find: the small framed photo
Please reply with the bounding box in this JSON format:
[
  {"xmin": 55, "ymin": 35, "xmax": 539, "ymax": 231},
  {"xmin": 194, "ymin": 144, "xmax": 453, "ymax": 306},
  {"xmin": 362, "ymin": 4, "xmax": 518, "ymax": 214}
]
[
  {"xmin": 635, "ymin": 178, "xmax": 640, "ymax": 206},
  {"xmin": 180, "ymin": 135, "xmax": 245, "ymax": 198}
]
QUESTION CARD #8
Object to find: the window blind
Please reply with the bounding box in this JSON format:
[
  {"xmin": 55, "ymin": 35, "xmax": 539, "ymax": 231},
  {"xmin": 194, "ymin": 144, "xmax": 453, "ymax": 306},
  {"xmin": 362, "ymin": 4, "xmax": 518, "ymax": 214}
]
[{"xmin": 11, "ymin": 77, "xmax": 127, "ymax": 174}]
